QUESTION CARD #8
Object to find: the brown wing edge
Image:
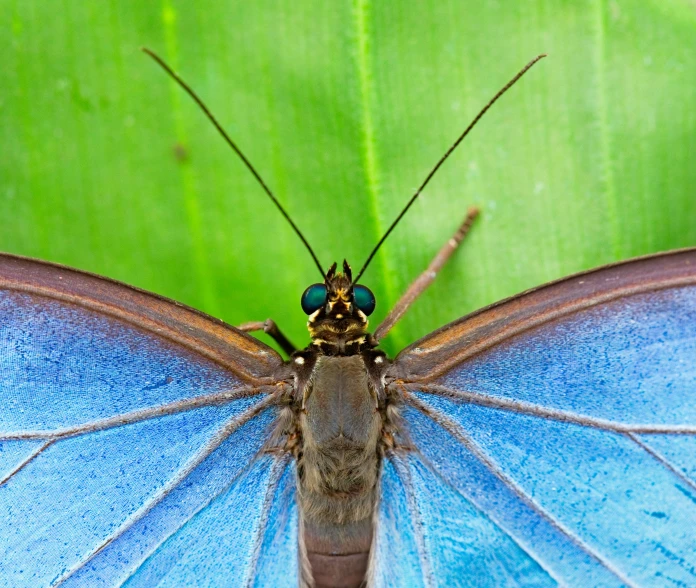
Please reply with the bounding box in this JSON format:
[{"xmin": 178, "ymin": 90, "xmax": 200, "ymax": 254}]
[
  {"xmin": 391, "ymin": 247, "xmax": 696, "ymax": 382},
  {"xmin": 0, "ymin": 253, "xmax": 284, "ymax": 384}
]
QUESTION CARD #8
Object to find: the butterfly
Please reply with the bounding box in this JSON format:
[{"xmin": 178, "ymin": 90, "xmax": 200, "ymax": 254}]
[{"xmin": 1, "ymin": 51, "xmax": 695, "ymax": 588}]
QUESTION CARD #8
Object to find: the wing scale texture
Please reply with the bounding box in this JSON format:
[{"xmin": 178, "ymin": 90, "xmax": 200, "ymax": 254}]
[
  {"xmin": 388, "ymin": 250, "xmax": 696, "ymax": 587},
  {"xmin": 0, "ymin": 255, "xmax": 295, "ymax": 587}
]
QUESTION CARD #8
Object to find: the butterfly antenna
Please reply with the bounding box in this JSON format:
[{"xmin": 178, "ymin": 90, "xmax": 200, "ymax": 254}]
[
  {"xmin": 142, "ymin": 47, "xmax": 326, "ymax": 279},
  {"xmin": 353, "ymin": 54, "xmax": 547, "ymax": 283}
]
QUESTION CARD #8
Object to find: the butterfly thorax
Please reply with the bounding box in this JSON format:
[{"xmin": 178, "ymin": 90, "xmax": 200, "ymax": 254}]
[{"xmin": 289, "ymin": 349, "xmax": 389, "ymax": 588}]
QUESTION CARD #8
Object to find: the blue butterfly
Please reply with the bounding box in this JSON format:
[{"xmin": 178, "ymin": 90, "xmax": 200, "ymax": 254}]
[{"xmin": 2, "ymin": 53, "xmax": 695, "ymax": 587}]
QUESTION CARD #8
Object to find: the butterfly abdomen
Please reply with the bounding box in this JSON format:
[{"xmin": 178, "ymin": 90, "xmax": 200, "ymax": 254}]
[{"xmin": 294, "ymin": 355, "xmax": 383, "ymax": 587}]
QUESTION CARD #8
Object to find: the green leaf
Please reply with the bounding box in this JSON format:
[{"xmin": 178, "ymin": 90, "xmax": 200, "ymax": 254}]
[{"xmin": 2, "ymin": 1, "xmax": 695, "ymax": 357}]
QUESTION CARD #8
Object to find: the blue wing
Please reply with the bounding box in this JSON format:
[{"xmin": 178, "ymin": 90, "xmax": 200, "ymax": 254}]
[
  {"xmin": 118, "ymin": 456, "xmax": 298, "ymax": 588},
  {"xmin": 371, "ymin": 454, "xmax": 563, "ymax": 587},
  {"xmin": 381, "ymin": 251, "xmax": 696, "ymax": 587},
  {"xmin": 0, "ymin": 256, "xmax": 297, "ymax": 587}
]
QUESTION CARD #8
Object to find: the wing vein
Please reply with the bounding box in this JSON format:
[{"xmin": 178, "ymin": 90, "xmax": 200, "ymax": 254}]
[
  {"xmin": 53, "ymin": 394, "xmax": 277, "ymax": 586},
  {"xmin": 407, "ymin": 383, "xmax": 696, "ymax": 434},
  {"xmin": 243, "ymin": 454, "xmax": 290, "ymax": 588},
  {"xmin": 627, "ymin": 433, "xmax": 696, "ymax": 493},
  {"xmin": 407, "ymin": 448, "xmax": 563, "ymax": 585},
  {"xmin": 0, "ymin": 439, "xmax": 55, "ymax": 486},
  {"xmin": 118, "ymin": 454, "xmax": 283, "ymax": 585},
  {"xmin": 389, "ymin": 453, "xmax": 435, "ymax": 588},
  {"xmin": 0, "ymin": 385, "xmax": 268, "ymax": 441},
  {"xmin": 407, "ymin": 393, "xmax": 639, "ymax": 588}
]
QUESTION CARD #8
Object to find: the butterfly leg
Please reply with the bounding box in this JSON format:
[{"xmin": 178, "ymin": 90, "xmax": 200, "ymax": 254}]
[
  {"xmin": 237, "ymin": 319, "xmax": 297, "ymax": 356},
  {"xmin": 374, "ymin": 207, "xmax": 479, "ymax": 341}
]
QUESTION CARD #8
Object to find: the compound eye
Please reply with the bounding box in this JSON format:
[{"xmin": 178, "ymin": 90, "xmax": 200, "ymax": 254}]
[
  {"xmin": 301, "ymin": 284, "xmax": 328, "ymax": 315},
  {"xmin": 353, "ymin": 285, "xmax": 376, "ymax": 316}
]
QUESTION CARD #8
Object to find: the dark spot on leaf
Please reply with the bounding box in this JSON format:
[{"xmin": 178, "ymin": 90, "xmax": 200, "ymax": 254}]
[{"xmin": 173, "ymin": 143, "xmax": 189, "ymax": 162}]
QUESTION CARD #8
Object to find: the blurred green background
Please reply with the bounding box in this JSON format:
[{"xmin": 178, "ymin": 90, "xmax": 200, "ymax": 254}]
[{"xmin": 1, "ymin": 1, "xmax": 695, "ymax": 356}]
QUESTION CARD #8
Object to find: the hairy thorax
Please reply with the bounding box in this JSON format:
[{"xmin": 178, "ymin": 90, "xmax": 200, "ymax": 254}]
[
  {"xmin": 292, "ymin": 354, "xmax": 383, "ymax": 588},
  {"xmin": 300, "ymin": 355, "xmax": 381, "ymax": 522}
]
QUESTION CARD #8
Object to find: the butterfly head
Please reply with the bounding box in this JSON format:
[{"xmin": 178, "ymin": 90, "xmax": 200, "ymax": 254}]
[{"xmin": 301, "ymin": 260, "xmax": 376, "ymax": 353}]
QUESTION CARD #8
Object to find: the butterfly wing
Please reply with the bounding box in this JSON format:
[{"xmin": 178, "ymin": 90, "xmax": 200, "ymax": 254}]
[
  {"xmin": 0, "ymin": 254, "xmax": 298, "ymax": 587},
  {"xmin": 376, "ymin": 248, "xmax": 696, "ymax": 587}
]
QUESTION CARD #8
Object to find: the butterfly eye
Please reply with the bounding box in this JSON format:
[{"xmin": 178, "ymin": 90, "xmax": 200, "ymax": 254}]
[
  {"xmin": 353, "ymin": 285, "xmax": 376, "ymax": 316},
  {"xmin": 301, "ymin": 284, "xmax": 328, "ymax": 315}
]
